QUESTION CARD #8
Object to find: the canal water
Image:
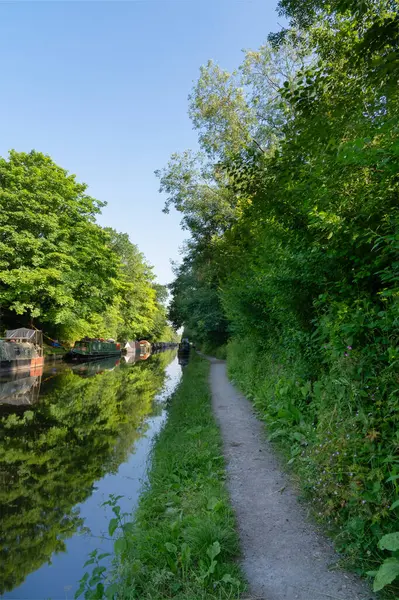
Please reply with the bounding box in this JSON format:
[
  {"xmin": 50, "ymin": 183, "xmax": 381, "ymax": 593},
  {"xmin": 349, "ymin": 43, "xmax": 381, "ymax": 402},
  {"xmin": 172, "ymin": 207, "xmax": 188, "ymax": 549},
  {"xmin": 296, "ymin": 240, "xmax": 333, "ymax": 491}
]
[{"xmin": 0, "ymin": 351, "xmax": 181, "ymax": 600}]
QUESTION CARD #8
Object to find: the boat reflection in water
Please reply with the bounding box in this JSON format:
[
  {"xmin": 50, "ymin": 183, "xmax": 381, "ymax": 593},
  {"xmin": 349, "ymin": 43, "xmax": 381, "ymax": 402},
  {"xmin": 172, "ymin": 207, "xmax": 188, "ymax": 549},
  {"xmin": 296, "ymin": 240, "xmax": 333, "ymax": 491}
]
[
  {"xmin": 122, "ymin": 353, "xmax": 138, "ymax": 365},
  {"xmin": 178, "ymin": 355, "xmax": 190, "ymax": 368},
  {"xmin": 177, "ymin": 339, "xmax": 191, "ymax": 369},
  {"xmin": 0, "ymin": 356, "xmax": 124, "ymax": 407},
  {"xmin": 0, "ymin": 369, "xmax": 43, "ymax": 407},
  {"xmin": 70, "ymin": 357, "xmax": 120, "ymax": 377}
]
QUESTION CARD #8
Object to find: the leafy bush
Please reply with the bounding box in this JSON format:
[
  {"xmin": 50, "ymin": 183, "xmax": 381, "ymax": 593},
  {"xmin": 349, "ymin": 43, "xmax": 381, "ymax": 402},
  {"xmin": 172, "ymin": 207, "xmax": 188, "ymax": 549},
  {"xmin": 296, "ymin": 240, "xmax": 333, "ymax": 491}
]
[{"xmin": 228, "ymin": 336, "xmax": 399, "ymax": 594}]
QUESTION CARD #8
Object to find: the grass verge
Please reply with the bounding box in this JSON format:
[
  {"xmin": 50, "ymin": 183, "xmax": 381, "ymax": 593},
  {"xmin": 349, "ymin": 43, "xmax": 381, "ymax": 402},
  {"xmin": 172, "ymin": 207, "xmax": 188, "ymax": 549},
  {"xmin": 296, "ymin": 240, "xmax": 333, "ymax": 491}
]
[{"xmin": 110, "ymin": 354, "xmax": 245, "ymax": 599}]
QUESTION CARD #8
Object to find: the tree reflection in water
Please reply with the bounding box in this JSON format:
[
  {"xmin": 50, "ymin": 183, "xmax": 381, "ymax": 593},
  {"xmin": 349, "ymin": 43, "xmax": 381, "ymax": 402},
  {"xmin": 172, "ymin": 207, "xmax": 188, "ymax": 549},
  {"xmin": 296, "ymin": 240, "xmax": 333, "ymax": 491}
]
[{"xmin": 0, "ymin": 351, "xmax": 175, "ymax": 594}]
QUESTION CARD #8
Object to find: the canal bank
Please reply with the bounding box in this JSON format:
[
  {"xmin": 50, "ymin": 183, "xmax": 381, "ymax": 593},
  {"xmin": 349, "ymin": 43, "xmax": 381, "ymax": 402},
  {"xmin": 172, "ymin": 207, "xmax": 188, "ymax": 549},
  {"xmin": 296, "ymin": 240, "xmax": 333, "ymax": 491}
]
[
  {"xmin": 98, "ymin": 355, "xmax": 245, "ymax": 600},
  {"xmin": 0, "ymin": 351, "xmax": 180, "ymax": 600}
]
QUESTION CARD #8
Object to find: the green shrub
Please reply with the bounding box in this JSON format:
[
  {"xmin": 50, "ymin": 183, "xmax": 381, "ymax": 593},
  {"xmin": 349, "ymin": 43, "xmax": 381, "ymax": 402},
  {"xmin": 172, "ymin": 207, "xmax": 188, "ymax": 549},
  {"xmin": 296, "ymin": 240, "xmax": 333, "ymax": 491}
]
[{"xmin": 228, "ymin": 335, "xmax": 399, "ymax": 595}]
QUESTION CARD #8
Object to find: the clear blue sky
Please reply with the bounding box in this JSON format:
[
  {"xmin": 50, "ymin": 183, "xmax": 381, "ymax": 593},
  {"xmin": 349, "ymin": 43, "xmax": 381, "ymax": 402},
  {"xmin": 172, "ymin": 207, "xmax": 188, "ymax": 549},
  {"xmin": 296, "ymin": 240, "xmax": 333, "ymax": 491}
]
[{"xmin": 0, "ymin": 0, "xmax": 282, "ymax": 285}]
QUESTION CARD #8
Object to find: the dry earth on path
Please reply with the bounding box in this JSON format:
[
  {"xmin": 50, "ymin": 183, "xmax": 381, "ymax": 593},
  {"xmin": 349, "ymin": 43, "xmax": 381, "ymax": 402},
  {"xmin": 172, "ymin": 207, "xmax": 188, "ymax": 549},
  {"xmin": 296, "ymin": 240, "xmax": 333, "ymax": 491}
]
[{"xmin": 208, "ymin": 357, "xmax": 375, "ymax": 600}]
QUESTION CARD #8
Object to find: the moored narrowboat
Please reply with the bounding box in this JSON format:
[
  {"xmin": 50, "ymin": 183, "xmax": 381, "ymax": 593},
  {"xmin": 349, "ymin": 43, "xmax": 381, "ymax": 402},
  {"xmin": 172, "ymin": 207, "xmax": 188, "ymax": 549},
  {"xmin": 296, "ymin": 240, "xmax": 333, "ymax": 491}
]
[
  {"xmin": 124, "ymin": 341, "xmax": 140, "ymax": 354},
  {"xmin": 0, "ymin": 328, "xmax": 44, "ymax": 375},
  {"xmin": 178, "ymin": 338, "xmax": 190, "ymax": 356},
  {"xmin": 139, "ymin": 340, "xmax": 151, "ymax": 360},
  {"xmin": 66, "ymin": 338, "xmax": 122, "ymax": 361}
]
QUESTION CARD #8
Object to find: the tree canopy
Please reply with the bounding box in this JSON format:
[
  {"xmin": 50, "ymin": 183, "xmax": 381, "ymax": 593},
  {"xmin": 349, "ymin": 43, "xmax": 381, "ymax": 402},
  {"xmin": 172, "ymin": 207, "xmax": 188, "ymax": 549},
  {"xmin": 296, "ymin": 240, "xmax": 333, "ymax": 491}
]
[{"xmin": 0, "ymin": 151, "xmax": 174, "ymax": 343}]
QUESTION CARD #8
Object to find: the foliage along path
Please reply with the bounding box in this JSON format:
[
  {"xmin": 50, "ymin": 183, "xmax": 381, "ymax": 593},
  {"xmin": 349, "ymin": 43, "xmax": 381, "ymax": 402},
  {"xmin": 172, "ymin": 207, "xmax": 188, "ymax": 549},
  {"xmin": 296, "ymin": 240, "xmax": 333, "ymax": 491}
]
[{"xmin": 207, "ymin": 355, "xmax": 375, "ymax": 600}]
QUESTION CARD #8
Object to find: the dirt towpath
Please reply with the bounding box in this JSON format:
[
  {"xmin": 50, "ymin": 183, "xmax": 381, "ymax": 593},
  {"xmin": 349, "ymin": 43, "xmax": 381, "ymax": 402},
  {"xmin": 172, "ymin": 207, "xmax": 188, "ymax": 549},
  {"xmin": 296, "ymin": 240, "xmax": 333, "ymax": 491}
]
[{"xmin": 208, "ymin": 357, "xmax": 374, "ymax": 600}]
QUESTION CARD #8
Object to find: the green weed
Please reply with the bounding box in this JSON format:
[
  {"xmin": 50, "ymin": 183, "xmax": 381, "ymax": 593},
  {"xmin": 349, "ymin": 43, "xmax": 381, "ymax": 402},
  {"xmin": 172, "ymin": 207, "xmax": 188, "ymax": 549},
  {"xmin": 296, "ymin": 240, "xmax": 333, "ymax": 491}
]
[{"xmin": 78, "ymin": 355, "xmax": 245, "ymax": 599}]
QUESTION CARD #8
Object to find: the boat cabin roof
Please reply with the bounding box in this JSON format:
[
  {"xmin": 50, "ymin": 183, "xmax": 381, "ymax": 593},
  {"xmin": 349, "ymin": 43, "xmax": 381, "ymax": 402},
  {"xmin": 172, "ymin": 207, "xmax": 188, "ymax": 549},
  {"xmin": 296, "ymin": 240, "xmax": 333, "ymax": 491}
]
[{"xmin": 5, "ymin": 328, "xmax": 43, "ymax": 345}]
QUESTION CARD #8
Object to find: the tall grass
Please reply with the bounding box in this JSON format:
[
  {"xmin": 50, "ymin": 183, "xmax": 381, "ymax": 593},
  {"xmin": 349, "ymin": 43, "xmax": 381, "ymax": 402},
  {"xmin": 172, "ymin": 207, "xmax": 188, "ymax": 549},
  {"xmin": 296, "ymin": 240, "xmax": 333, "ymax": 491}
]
[{"xmin": 111, "ymin": 355, "xmax": 245, "ymax": 599}]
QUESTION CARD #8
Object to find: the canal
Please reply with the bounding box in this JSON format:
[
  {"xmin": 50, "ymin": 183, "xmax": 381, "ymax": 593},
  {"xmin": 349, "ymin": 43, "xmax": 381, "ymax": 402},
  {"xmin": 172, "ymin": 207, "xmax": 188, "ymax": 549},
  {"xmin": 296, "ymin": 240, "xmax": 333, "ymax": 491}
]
[{"xmin": 0, "ymin": 351, "xmax": 181, "ymax": 600}]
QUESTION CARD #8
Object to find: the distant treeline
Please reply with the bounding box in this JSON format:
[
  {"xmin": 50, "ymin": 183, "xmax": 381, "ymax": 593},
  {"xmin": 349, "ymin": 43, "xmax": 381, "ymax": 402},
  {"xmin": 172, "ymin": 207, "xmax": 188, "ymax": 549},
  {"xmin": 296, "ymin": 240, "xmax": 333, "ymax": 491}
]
[
  {"xmin": 163, "ymin": 0, "xmax": 399, "ymax": 593},
  {"xmin": 0, "ymin": 150, "xmax": 177, "ymax": 344}
]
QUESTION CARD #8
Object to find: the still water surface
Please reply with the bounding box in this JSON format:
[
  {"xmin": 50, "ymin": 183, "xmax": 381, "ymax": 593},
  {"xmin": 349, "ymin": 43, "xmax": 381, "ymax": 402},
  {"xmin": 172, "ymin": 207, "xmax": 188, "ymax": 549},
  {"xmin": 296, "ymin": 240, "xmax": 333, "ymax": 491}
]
[{"xmin": 0, "ymin": 352, "xmax": 181, "ymax": 600}]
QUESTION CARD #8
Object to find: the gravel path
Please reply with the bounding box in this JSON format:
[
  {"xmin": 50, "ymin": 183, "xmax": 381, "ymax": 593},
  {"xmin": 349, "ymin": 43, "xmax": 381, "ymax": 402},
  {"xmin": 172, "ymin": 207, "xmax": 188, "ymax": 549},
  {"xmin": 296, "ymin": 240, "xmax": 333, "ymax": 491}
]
[{"xmin": 208, "ymin": 358, "xmax": 375, "ymax": 600}]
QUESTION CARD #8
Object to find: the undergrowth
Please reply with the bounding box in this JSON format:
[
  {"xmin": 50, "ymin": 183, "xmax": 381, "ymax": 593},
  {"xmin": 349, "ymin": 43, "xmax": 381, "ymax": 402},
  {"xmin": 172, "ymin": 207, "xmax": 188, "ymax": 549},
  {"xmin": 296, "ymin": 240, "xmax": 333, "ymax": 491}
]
[
  {"xmin": 109, "ymin": 354, "xmax": 244, "ymax": 599},
  {"xmin": 200, "ymin": 343, "xmax": 227, "ymax": 360},
  {"xmin": 227, "ymin": 336, "xmax": 399, "ymax": 597}
]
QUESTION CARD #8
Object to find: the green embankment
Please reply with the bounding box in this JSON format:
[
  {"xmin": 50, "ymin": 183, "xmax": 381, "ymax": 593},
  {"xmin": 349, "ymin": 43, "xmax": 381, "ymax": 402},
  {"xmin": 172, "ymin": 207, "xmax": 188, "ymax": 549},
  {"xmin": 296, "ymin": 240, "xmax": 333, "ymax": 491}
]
[
  {"xmin": 227, "ymin": 337, "xmax": 399, "ymax": 596},
  {"xmin": 111, "ymin": 355, "xmax": 245, "ymax": 599}
]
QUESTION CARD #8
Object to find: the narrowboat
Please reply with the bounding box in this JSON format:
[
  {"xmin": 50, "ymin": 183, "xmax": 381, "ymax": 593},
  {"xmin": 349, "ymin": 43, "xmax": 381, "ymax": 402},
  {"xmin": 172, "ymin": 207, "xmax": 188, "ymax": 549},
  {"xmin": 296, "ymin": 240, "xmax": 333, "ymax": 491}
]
[
  {"xmin": 66, "ymin": 338, "xmax": 122, "ymax": 361},
  {"xmin": 124, "ymin": 341, "xmax": 140, "ymax": 354},
  {"xmin": 0, "ymin": 328, "xmax": 44, "ymax": 375},
  {"xmin": 178, "ymin": 339, "xmax": 191, "ymax": 356},
  {"xmin": 139, "ymin": 340, "xmax": 151, "ymax": 360}
]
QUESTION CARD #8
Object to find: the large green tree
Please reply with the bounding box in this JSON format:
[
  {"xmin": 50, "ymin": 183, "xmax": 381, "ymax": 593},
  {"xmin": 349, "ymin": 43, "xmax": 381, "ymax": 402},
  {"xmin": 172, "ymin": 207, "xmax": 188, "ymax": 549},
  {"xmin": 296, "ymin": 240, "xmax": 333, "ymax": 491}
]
[
  {"xmin": 104, "ymin": 228, "xmax": 167, "ymax": 341},
  {"xmin": 0, "ymin": 151, "xmax": 119, "ymax": 338},
  {"xmin": 0, "ymin": 151, "xmax": 174, "ymax": 344}
]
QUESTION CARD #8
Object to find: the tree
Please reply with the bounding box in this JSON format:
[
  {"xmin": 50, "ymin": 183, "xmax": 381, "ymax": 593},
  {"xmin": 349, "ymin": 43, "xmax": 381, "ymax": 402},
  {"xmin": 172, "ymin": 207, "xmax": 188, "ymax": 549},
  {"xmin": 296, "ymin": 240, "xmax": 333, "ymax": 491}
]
[
  {"xmin": 0, "ymin": 151, "xmax": 119, "ymax": 339},
  {"xmin": 0, "ymin": 152, "xmax": 173, "ymax": 344},
  {"xmin": 104, "ymin": 228, "xmax": 163, "ymax": 341},
  {"xmin": 276, "ymin": 0, "xmax": 397, "ymax": 26}
]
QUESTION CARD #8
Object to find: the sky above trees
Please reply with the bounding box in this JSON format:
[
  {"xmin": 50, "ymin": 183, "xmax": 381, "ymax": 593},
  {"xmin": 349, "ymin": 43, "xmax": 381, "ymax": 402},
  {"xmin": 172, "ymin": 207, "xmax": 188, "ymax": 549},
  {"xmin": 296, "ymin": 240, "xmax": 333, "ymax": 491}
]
[{"xmin": 0, "ymin": 0, "xmax": 284, "ymax": 284}]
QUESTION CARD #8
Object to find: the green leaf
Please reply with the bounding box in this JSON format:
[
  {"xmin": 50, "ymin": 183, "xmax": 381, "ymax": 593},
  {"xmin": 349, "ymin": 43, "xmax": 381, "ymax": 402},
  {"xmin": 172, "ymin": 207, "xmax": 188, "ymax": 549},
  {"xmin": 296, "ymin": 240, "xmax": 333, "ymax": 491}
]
[
  {"xmin": 108, "ymin": 518, "xmax": 119, "ymax": 537},
  {"xmin": 122, "ymin": 522, "xmax": 135, "ymax": 534},
  {"xmin": 165, "ymin": 542, "xmax": 177, "ymax": 553},
  {"xmin": 378, "ymin": 532, "xmax": 399, "ymax": 551},
  {"xmin": 221, "ymin": 573, "xmax": 239, "ymax": 584},
  {"xmin": 386, "ymin": 475, "xmax": 399, "ymax": 483},
  {"xmin": 207, "ymin": 496, "xmax": 220, "ymax": 511},
  {"xmin": 373, "ymin": 558, "xmax": 399, "ymax": 592},
  {"xmin": 91, "ymin": 565, "xmax": 106, "ymax": 579},
  {"xmin": 390, "ymin": 500, "xmax": 399, "ymax": 511},
  {"xmin": 114, "ymin": 537, "xmax": 128, "ymax": 555},
  {"xmin": 207, "ymin": 541, "xmax": 221, "ymax": 561},
  {"xmin": 105, "ymin": 583, "xmax": 119, "ymax": 599},
  {"xmin": 208, "ymin": 559, "xmax": 217, "ymax": 575},
  {"xmin": 97, "ymin": 552, "xmax": 111, "ymax": 561},
  {"xmin": 83, "ymin": 558, "xmax": 95, "ymax": 568},
  {"xmin": 74, "ymin": 582, "xmax": 86, "ymax": 599}
]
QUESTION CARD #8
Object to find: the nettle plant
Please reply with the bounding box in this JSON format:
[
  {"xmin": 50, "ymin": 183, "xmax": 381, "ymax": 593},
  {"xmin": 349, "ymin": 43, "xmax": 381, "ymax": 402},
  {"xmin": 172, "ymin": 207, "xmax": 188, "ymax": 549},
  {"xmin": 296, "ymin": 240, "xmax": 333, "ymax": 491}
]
[
  {"xmin": 370, "ymin": 531, "xmax": 399, "ymax": 592},
  {"xmin": 76, "ymin": 495, "xmax": 130, "ymax": 600}
]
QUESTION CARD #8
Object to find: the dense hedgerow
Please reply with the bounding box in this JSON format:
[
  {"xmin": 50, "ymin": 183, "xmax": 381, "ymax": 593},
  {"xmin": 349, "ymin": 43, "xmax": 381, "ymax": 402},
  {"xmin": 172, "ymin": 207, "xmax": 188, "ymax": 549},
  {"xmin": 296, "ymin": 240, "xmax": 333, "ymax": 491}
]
[{"xmin": 164, "ymin": 1, "xmax": 399, "ymax": 593}]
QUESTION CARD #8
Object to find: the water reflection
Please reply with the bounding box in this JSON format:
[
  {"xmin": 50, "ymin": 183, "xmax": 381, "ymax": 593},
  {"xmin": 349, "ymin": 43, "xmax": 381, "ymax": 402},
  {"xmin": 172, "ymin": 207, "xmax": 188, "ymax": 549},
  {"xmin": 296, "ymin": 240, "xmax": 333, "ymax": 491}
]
[
  {"xmin": 0, "ymin": 372, "xmax": 42, "ymax": 406},
  {"xmin": 178, "ymin": 355, "xmax": 190, "ymax": 368},
  {"xmin": 0, "ymin": 351, "xmax": 179, "ymax": 598}
]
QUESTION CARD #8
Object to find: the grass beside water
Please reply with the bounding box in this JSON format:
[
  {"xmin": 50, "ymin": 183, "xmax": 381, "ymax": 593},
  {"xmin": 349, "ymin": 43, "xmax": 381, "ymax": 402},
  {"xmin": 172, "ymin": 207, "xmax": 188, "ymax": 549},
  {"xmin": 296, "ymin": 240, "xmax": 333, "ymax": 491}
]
[{"xmin": 110, "ymin": 354, "xmax": 245, "ymax": 599}]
